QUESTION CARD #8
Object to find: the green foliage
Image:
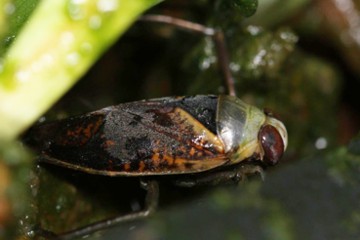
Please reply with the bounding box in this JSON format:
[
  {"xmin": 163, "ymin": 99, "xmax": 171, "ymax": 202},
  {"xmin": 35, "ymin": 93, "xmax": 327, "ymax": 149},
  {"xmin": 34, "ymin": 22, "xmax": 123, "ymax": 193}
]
[
  {"xmin": 0, "ymin": 0, "xmax": 161, "ymax": 141},
  {"xmin": 0, "ymin": 0, "xmax": 40, "ymax": 56}
]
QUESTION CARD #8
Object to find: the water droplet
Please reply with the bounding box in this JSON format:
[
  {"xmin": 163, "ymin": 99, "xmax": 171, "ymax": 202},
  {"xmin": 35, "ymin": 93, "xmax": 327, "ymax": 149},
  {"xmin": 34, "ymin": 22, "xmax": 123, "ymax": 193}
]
[
  {"xmin": 4, "ymin": 35, "xmax": 15, "ymax": 44},
  {"xmin": 66, "ymin": 52, "xmax": 80, "ymax": 66},
  {"xmin": 200, "ymin": 56, "xmax": 216, "ymax": 70},
  {"xmin": 97, "ymin": 0, "xmax": 119, "ymax": 12},
  {"xmin": 39, "ymin": 116, "xmax": 46, "ymax": 123},
  {"xmin": 280, "ymin": 31, "xmax": 298, "ymax": 43},
  {"xmin": 67, "ymin": 0, "xmax": 86, "ymax": 20},
  {"xmin": 89, "ymin": 15, "xmax": 102, "ymax": 29},
  {"xmin": 252, "ymin": 49, "xmax": 266, "ymax": 66},
  {"xmin": 16, "ymin": 70, "xmax": 30, "ymax": 83},
  {"xmin": 229, "ymin": 62, "xmax": 240, "ymax": 72},
  {"xmin": 4, "ymin": 3, "xmax": 15, "ymax": 15},
  {"xmin": 60, "ymin": 31, "xmax": 75, "ymax": 46},
  {"xmin": 81, "ymin": 41, "xmax": 93, "ymax": 53},
  {"xmin": 30, "ymin": 54, "xmax": 54, "ymax": 73},
  {"xmin": 315, "ymin": 137, "xmax": 328, "ymax": 150},
  {"xmin": 26, "ymin": 230, "xmax": 35, "ymax": 237},
  {"xmin": 41, "ymin": 54, "xmax": 55, "ymax": 65},
  {"xmin": 247, "ymin": 25, "xmax": 262, "ymax": 36},
  {"xmin": 200, "ymin": 58, "xmax": 210, "ymax": 69}
]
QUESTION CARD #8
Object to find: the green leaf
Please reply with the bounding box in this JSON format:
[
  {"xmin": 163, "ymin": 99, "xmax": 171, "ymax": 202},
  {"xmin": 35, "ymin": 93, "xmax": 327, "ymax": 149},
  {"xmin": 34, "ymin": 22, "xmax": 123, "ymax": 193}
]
[
  {"xmin": 0, "ymin": 0, "xmax": 162, "ymax": 141},
  {"xmin": 0, "ymin": 0, "xmax": 40, "ymax": 56}
]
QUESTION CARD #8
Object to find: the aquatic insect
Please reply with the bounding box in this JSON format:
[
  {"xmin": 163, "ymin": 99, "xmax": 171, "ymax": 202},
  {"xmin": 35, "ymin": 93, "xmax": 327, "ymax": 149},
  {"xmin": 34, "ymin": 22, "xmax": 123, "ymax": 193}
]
[
  {"xmin": 24, "ymin": 15, "xmax": 288, "ymax": 239},
  {"xmin": 25, "ymin": 95, "xmax": 287, "ymax": 175}
]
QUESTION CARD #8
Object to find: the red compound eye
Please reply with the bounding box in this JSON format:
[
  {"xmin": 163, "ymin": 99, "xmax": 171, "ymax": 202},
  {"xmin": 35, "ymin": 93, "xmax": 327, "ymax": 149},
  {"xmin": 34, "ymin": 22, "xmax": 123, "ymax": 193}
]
[{"xmin": 258, "ymin": 125, "xmax": 285, "ymax": 165}]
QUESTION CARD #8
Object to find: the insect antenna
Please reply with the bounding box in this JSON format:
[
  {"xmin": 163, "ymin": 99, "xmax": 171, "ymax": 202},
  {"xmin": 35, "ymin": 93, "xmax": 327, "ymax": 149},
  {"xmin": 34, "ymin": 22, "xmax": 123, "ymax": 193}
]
[{"xmin": 138, "ymin": 14, "xmax": 236, "ymax": 96}]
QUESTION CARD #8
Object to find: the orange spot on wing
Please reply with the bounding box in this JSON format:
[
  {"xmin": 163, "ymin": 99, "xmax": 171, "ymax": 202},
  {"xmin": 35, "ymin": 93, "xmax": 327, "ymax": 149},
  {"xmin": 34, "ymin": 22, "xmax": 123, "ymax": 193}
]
[
  {"xmin": 104, "ymin": 140, "xmax": 115, "ymax": 147},
  {"xmin": 63, "ymin": 115, "xmax": 103, "ymax": 146},
  {"xmin": 123, "ymin": 163, "xmax": 131, "ymax": 171},
  {"xmin": 139, "ymin": 161, "xmax": 146, "ymax": 172},
  {"xmin": 189, "ymin": 147, "xmax": 196, "ymax": 156},
  {"xmin": 151, "ymin": 152, "xmax": 160, "ymax": 161},
  {"xmin": 149, "ymin": 153, "xmax": 161, "ymax": 169}
]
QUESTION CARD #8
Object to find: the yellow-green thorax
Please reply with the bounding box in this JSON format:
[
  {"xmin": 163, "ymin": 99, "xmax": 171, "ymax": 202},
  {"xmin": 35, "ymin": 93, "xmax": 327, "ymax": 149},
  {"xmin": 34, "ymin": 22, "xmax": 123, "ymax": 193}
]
[{"xmin": 216, "ymin": 95, "xmax": 285, "ymax": 164}]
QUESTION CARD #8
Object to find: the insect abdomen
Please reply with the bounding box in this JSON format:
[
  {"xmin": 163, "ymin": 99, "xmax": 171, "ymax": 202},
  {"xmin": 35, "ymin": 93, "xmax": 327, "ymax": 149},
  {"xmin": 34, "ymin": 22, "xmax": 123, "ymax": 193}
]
[{"xmin": 24, "ymin": 96, "xmax": 227, "ymax": 176}]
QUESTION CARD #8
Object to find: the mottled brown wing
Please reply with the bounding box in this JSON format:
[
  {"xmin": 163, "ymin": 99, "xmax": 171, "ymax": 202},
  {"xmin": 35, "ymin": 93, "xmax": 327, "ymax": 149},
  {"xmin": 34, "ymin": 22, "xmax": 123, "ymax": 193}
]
[{"xmin": 25, "ymin": 97, "xmax": 229, "ymax": 176}]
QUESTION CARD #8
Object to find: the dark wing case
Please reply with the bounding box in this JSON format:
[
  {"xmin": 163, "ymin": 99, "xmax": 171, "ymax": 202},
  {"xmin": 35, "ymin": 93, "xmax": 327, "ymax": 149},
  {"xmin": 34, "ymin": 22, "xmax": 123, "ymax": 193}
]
[{"xmin": 24, "ymin": 96, "xmax": 228, "ymax": 175}]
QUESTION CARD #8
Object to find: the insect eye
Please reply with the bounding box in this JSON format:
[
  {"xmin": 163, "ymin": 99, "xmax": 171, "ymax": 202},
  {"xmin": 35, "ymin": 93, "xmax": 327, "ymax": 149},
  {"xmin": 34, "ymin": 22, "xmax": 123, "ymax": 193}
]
[{"xmin": 258, "ymin": 125, "xmax": 285, "ymax": 165}]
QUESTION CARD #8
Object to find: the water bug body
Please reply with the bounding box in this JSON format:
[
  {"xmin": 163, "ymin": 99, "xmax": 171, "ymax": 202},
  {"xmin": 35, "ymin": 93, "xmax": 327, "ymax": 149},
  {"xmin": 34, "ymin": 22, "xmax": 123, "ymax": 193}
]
[{"xmin": 24, "ymin": 95, "xmax": 287, "ymax": 176}]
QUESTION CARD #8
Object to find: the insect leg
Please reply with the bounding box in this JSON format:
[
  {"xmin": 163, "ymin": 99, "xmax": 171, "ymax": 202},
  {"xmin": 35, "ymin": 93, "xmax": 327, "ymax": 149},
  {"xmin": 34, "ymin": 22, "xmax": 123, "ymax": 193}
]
[
  {"xmin": 45, "ymin": 180, "xmax": 159, "ymax": 240},
  {"xmin": 173, "ymin": 164, "xmax": 264, "ymax": 187},
  {"xmin": 138, "ymin": 14, "xmax": 236, "ymax": 96}
]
